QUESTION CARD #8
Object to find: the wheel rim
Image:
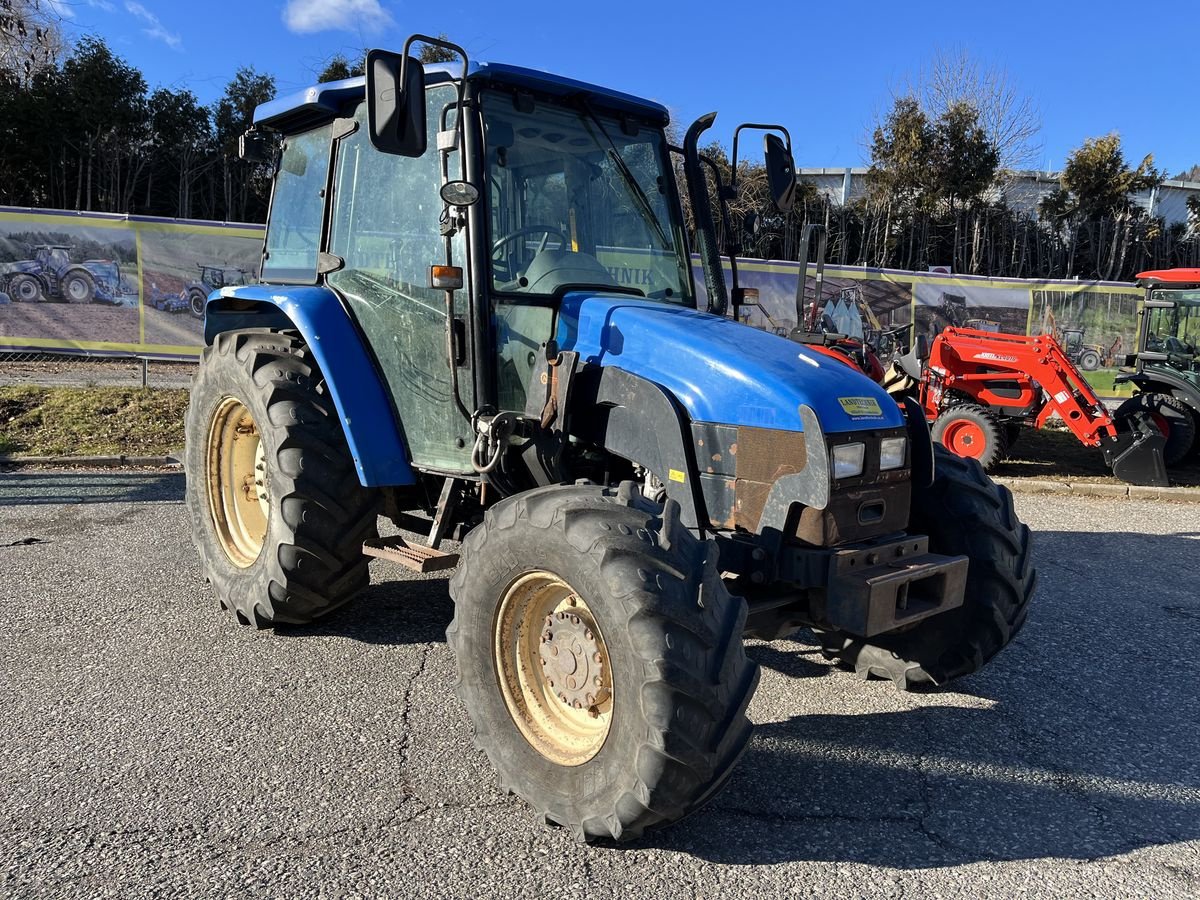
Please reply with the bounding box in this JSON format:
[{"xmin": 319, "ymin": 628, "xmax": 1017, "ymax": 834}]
[
  {"xmin": 493, "ymin": 571, "xmax": 613, "ymax": 766},
  {"xmin": 16, "ymin": 279, "xmax": 37, "ymax": 301},
  {"xmin": 942, "ymin": 419, "xmax": 987, "ymax": 458},
  {"xmin": 206, "ymin": 397, "xmax": 269, "ymax": 567}
]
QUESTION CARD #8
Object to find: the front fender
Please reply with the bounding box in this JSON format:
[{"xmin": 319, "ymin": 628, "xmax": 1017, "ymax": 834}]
[
  {"xmin": 205, "ymin": 284, "xmax": 415, "ymax": 487},
  {"xmin": 1116, "ymin": 370, "xmax": 1200, "ymax": 415}
]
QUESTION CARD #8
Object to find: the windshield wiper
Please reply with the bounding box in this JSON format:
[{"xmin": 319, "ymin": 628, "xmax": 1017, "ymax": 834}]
[{"xmin": 575, "ymin": 99, "xmax": 672, "ymax": 251}]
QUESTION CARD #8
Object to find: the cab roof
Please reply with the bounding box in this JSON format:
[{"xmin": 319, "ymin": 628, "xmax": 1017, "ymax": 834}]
[
  {"xmin": 1136, "ymin": 268, "xmax": 1200, "ymax": 286},
  {"xmin": 253, "ymin": 60, "xmax": 670, "ymax": 134}
]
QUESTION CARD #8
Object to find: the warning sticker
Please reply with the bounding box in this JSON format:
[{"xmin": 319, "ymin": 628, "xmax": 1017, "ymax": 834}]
[{"xmin": 838, "ymin": 396, "xmax": 883, "ymax": 418}]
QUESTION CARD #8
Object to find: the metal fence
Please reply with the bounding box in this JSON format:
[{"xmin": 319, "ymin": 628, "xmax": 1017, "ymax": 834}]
[{"xmin": 0, "ymin": 351, "xmax": 195, "ymax": 389}]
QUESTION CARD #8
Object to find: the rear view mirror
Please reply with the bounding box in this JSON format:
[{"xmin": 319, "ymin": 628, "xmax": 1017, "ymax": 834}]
[
  {"xmin": 239, "ymin": 129, "xmax": 271, "ymax": 163},
  {"xmin": 366, "ymin": 48, "xmax": 427, "ymax": 157},
  {"xmin": 764, "ymin": 133, "xmax": 796, "ymax": 213}
]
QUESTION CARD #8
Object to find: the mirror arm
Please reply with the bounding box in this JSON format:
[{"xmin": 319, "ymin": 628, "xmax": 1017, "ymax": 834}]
[{"xmin": 795, "ymin": 223, "xmax": 827, "ymax": 332}]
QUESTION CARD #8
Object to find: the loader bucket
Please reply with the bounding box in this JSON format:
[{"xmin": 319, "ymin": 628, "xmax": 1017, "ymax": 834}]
[{"xmin": 1103, "ymin": 412, "xmax": 1169, "ymax": 487}]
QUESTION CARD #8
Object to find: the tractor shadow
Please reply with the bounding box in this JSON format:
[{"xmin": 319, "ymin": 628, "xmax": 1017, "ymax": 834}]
[
  {"xmin": 652, "ymin": 527, "xmax": 1200, "ymax": 867},
  {"xmin": 0, "ymin": 470, "xmax": 185, "ymax": 505},
  {"xmin": 274, "ymin": 573, "xmax": 455, "ymax": 647}
]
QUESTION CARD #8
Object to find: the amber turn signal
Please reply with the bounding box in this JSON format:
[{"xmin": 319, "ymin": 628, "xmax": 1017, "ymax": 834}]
[{"xmin": 430, "ymin": 265, "xmax": 464, "ymax": 290}]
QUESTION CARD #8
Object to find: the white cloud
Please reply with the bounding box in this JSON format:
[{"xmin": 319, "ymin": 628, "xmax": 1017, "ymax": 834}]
[
  {"xmin": 42, "ymin": 0, "xmax": 76, "ymax": 18},
  {"xmin": 84, "ymin": 0, "xmax": 117, "ymax": 12},
  {"xmin": 124, "ymin": 1, "xmax": 181, "ymax": 50},
  {"xmin": 283, "ymin": 0, "xmax": 393, "ymax": 34}
]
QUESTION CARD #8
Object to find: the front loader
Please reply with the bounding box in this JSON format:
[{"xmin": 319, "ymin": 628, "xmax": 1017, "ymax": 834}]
[
  {"xmin": 889, "ymin": 327, "xmax": 1169, "ymax": 485},
  {"xmin": 184, "ymin": 36, "xmax": 1035, "ymax": 843}
]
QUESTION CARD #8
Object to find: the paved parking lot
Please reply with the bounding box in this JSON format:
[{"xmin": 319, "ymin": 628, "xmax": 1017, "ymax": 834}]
[{"xmin": 1, "ymin": 471, "xmax": 1197, "ymax": 898}]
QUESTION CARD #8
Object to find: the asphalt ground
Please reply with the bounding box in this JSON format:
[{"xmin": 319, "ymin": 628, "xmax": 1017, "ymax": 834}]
[{"xmin": 1, "ymin": 472, "xmax": 1198, "ymax": 898}]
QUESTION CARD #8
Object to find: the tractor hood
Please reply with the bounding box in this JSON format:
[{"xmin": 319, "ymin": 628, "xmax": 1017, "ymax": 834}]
[{"xmin": 555, "ymin": 293, "xmax": 904, "ymax": 434}]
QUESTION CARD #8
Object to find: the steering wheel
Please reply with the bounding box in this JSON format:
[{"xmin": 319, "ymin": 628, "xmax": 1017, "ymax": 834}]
[{"xmin": 492, "ymin": 225, "xmax": 569, "ymax": 260}]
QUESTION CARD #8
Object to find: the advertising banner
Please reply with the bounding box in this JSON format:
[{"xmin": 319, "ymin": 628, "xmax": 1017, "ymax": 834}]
[
  {"xmin": 0, "ymin": 207, "xmax": 264, "ymax": 359},
  {"xmin": 707, "ymin": 258, "xmax": 1142, "ymax": 395}
]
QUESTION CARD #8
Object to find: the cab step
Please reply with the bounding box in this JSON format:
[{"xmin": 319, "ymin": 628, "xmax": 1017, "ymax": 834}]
[{"xmin": 363, "ymin": 536, "xmax": 460, "ymax": 573}]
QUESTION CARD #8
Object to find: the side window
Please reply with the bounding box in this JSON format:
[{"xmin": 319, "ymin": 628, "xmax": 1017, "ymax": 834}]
[{"xmin": 262, "ymin": 123, "xmax": 332, "ymax": 283}]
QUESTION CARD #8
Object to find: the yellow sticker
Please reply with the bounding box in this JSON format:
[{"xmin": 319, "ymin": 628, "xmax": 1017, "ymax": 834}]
[
  {"xmin": 838, "ymin": 396, "xmax": 883, "ymax": 417},
  {"xmin": 668, "ymin": 468, "xmax": 686, "ymax": 483}
]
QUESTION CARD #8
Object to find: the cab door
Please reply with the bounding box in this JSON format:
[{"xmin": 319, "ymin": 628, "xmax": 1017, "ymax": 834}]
[{"xmin": 326, "ymin": 83, "xmax": 475, "ymax": 473}]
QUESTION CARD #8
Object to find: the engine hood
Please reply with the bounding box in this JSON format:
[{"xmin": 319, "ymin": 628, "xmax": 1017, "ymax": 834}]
[{"xmin": 555, "ymin": 292, "xmax": 904, "ymax": 433}]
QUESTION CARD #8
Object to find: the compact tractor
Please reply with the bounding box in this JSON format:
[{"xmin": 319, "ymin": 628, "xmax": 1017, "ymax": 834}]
[
  {"xmin": 185, "ymin": 37, "xmax": 1035, "ymax": 842},
  {"xmin": 0, "ymin": 244, "xmax": 120, "ymax": 304}
]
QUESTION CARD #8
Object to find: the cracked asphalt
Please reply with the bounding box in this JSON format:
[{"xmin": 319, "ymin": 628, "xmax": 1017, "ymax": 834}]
[{"xmin": 1, "ymin": 471, "xmax": 1198, "ymax": 898}]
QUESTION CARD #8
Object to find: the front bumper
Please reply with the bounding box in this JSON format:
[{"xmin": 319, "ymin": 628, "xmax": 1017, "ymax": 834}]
[{"xmin": 749, "ymin": 532, "xmax": 968, "ymax": 638}]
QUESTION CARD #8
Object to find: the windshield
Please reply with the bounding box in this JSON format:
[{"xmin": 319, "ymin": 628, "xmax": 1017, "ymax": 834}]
[{"xmin": 481, "ymin": 90, "xmax": 691, "ymax": 301}]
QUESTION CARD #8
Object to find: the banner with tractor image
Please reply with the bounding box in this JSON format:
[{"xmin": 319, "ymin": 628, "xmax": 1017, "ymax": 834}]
[
  {"xmin": 0, "ymin": 207, "xmax": 264, "ymax": 359},
  {"xmin": 705, "ymin": 258, "xmax": 1143, "ymax": 397},
  {"xmin": 0, "ymin": 207, "xmax": 1145, "ymax": 390}
]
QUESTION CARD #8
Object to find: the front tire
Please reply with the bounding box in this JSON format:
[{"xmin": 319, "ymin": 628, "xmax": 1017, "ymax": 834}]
[
  {"xmin": 448, "ymin": 483, "xmax": 758, "ymax": 842},
  {"xmin": 1114, "ymin": 393, "xmax": 1196, "ymax": 466},
  {"xmin": 931, "ymin": 402, "xmax": 1008, "ymax": 470},
  {"xmin": 9, "ymin": 274, "xmax": 43, "ymax": 303},
  {"xmin": 819, "ymin": 446, "xmax": 1035, "ymax": 689},
  {"xmin": 184, "ymin": 329, "xmax": 380, "ymax": 625}
]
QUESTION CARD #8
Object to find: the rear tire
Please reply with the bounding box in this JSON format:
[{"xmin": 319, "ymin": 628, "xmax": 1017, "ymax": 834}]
[
  {"xmin": 61, "ymin": 269, "xmax": 96, "ymax": 304},
  {"xmin": 1115, "ymin": 393, "xmax": 1196, "ymax": 466},
  {"xmin": 189, "ymin": 288, "xmax": 207, "ymax": 318},
  {"xmin": 931, "ymin": 403, "xmax": 1008, "ymax": 470},
  {"xmin": 1079, "ymin": 349, "xmax": 1101, "ymax": 371},
  {"xmin": 818, "ymin": 446, "xmax": 1035, "ymax": 689},
  {"xmin": 448, "ymin": 482, "xmax": 758, "ymax": 842},
  {"xmin": 184, "ymin": 329, "xmax": 380, "ymax": 625}
]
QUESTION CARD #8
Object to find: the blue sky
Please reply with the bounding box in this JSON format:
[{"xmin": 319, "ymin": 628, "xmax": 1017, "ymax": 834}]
[{"xmin": 55, "ymin": 0, "xmax": 1197, "ymax": 176}]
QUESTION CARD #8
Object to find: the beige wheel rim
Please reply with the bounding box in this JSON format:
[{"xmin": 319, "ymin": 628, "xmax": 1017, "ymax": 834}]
[
  {"xmin": 494, "ymin": 572, "xmax": 614, "ymax": 766},
  {"xmin": 206, "ymin": 396, "xmax": 269, "ymax": 567}
]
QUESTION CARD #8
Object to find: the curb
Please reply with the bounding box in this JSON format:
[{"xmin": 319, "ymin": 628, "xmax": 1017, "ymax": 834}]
[
  {"xmin": 0, "ymin": 453, "xmax": 182, "ymax": 468},
  {"xmin": 994, "ymin": 477, "xmax": 1200, "ymax": 503}
]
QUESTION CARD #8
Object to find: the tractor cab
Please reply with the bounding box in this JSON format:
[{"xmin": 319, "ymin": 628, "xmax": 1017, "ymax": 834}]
[
  {"xmin": 34, "ymin": 245, "xmax": 72, "ymax": 274},
  {"xmin": 1133, "ymin": 270, "xmax": 1200, "ymax": 371}
]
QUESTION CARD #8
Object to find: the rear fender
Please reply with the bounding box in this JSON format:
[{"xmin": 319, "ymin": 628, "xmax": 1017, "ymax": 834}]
[{"xmin": 204, "ymin": 284, "xmax": 415, "ymax": 487}]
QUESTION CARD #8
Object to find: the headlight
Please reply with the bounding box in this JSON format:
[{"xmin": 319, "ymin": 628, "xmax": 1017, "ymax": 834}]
[
  {"xmin": 831, "ymin": 442, "xmax": 865, "ymax": 479},
  {"xmin": 880, "ymin": 436, "xmax": 907, "ymax": 470}
]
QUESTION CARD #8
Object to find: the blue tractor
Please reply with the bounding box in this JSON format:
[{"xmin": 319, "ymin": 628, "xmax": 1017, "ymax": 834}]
[{"xmin": 185, "ymin": 36, "xmax": 1035, "ymax": 842}]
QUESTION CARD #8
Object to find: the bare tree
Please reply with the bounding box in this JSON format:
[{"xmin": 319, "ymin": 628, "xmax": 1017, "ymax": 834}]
[
  {"xmin": 908, "ymin": 48, "xmax": 1042, "ymax": 173},
  {"xmin": 0, "ymin": 0, "xmax": 66, "ymax": 84}
]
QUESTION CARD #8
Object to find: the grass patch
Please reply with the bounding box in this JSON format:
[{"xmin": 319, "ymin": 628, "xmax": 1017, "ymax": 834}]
[{"xmin": 0, "ymin": 386, "xmax": 188, "ymax": 457}]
